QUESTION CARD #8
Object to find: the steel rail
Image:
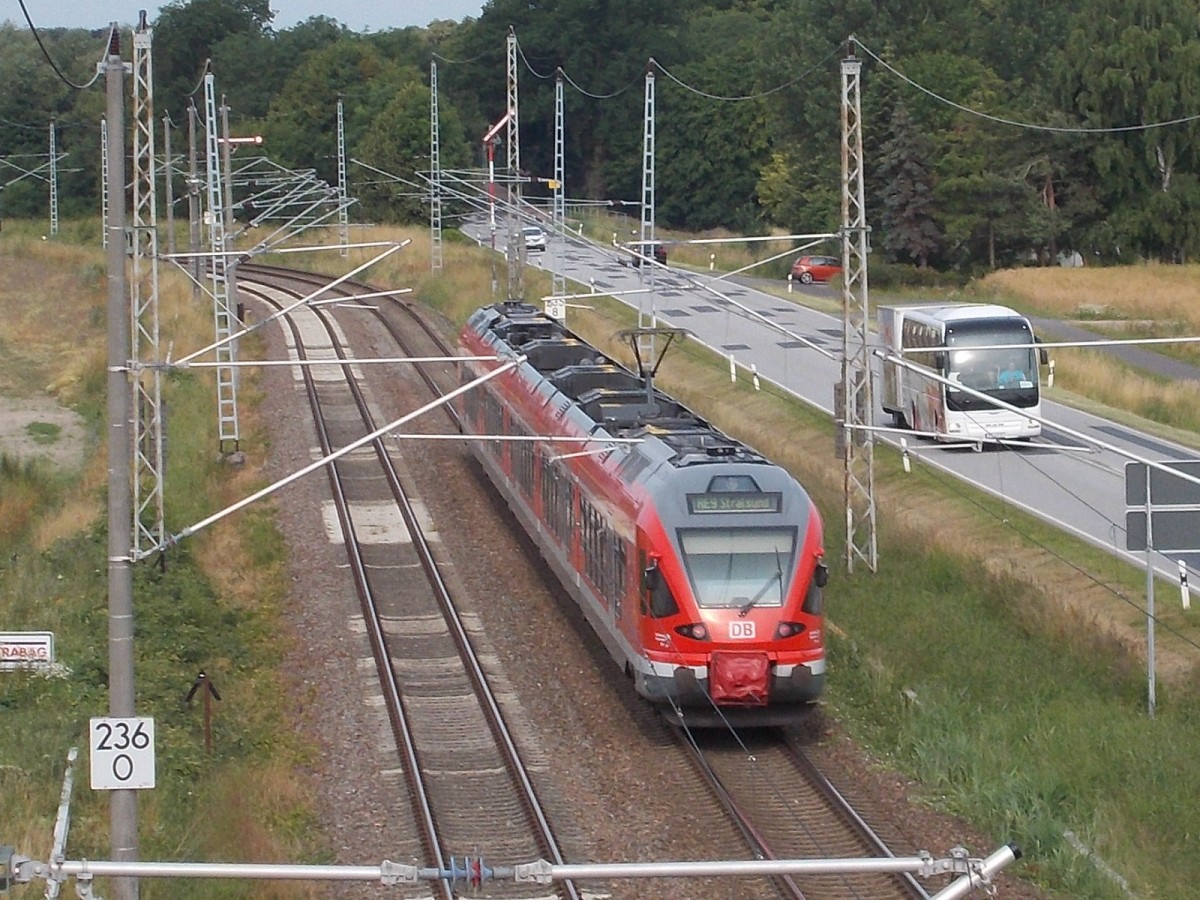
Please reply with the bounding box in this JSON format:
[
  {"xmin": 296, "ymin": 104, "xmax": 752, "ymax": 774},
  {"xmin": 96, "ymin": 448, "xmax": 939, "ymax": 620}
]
[
  {"xmin": 260, "ymin": 286, "xmax": 453, "ymax": 899},
  {"xmin": 246, "ymin": 269, "xmax": 580, "ymax": 900}
]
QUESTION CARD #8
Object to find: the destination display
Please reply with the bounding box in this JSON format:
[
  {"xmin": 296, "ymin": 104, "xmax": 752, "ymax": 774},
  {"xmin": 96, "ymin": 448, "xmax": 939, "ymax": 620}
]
[{"xmin": 687, "ymin": 492, "xmax": 781, "ymax": 514}]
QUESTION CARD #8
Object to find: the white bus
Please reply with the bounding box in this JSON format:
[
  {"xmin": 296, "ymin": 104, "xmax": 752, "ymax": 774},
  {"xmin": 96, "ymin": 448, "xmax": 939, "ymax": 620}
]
[{"xmin": 878, "ymin": 303, "xmax": 1049, "ymax": 443}]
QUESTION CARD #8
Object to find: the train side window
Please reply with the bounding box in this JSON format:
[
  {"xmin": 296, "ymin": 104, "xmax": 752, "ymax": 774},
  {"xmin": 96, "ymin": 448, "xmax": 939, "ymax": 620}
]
[{"xmin": 642, "ymin": 560, "xmax": 679, "ymax": 618}]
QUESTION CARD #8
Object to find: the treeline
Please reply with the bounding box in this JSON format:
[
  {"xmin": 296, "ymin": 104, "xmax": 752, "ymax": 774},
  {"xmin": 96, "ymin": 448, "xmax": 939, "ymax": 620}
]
[{"xmin": 3, "ymin": 0, "xmax": 1200, "ymax": 271}]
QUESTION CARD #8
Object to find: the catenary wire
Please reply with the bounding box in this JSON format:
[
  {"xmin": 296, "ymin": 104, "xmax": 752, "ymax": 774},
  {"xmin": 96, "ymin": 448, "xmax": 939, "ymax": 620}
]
[
  {"xmin": 432, "ymin": 48, "xmax": 491, "ymax": 66},
  {"xmin": 856, "ymin": 38, "xmax": 1200, "ymax": 134},
  {"xmin": 514, "ymin": 38, "xmax": 553, "ymax": 80},
  {"xmin": 512, "ymin": 36, "xmax": 641, "ymax": 99},
  {"xmin": 652, "ymin": 49, "xmax": 840, "ymax": 102},
  {"xmin": 16, "ymin": 0, "xmax": 111, "ymax": 90},
  {"xmin": 913, "ymin": 441, "xmax": 1200, "ymax": 656}
]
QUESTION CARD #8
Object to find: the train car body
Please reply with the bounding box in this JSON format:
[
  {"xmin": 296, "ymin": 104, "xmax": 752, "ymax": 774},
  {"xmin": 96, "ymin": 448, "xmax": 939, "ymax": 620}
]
[{"xmin": 458, "ymin": 302, "xmax": 827, "ymax": 727}]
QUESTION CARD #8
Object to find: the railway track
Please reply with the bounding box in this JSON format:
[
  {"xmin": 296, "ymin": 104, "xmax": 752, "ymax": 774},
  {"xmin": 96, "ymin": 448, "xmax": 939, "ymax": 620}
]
[
  {"xmin": 675, "ymin": 726, "xmax": 929, "ymax": 899},
  {"xmin": 235, "ymin": 263, "xmax": 999, "ymax": 899},
  {"xmin": 239, "ymin": 266, "xmax": 578, "ymax": 900}
]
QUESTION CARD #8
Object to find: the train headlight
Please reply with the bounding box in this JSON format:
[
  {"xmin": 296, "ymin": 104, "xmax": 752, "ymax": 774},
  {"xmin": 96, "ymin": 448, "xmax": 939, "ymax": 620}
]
[
  {"xmin": 674, "ymin": 623, "xmax": 709, "ymax": 641},
  {"xmin": 774, "ymin": 621, "xmax": 804, "ymax": 639}
]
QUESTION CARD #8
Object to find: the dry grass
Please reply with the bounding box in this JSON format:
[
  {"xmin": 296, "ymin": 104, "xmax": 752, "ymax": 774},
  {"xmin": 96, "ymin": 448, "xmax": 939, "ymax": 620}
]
[
  {"xmin": 0, "ymin": 481, "xmax": 39, "ymax": 542},
  {"xmin": 33, "ymin": 452, "xmax": 105, "ymax": 546},
  {"xmin": 1050, "ymin": 347, "xmax": 1200, "ymax": 434},
  {"xmin": 0, "ymin": 241, "xmax": 105, "ymax": 397},
  {"xmin": 191, "ymin": 383, "xmax": 279, "ymax": 610},
  {"xmin": 974, "ymin": 263, "xmax": 1200, "ymax": 325},
  {"xmin": 0, "ymin": 239, "xmax": 106, "ymax": 542}
]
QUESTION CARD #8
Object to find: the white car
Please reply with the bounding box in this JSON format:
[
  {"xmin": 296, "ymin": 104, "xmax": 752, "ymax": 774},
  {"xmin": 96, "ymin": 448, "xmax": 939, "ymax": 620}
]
[{"xmin": 522, "ymin": 225, "xmax": 547, "ymax": 252}]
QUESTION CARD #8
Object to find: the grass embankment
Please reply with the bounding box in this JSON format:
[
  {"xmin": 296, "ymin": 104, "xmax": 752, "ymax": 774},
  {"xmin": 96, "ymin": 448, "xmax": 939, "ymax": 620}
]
[{"xmin": 0, "ymin": 222, "xmax": 325, "ymax": 899}]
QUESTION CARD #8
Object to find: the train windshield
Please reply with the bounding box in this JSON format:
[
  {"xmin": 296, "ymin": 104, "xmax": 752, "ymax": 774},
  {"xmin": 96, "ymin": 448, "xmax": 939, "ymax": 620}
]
[{"xmin": 678, "ymin": 527, "xmax": 796, "ymax": 610}]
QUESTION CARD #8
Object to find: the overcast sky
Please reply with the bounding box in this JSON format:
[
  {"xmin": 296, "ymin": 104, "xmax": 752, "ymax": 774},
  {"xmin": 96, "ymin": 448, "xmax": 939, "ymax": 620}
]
[{"xmin": 7, "ymin": 1, "xmax": 486, "ymax": 32}]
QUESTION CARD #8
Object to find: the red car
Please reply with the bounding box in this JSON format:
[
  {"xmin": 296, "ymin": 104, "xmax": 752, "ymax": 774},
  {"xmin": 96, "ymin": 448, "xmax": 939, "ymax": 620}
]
[{"xmin": 790, "ymin": 255, "xmax": 842, "ymax": 284}]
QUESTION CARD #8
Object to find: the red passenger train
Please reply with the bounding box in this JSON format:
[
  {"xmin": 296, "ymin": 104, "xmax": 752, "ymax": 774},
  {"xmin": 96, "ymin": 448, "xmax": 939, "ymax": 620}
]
[{"xmin": 459, "ymin": 302, "xmax": 827, "ymax": 726}]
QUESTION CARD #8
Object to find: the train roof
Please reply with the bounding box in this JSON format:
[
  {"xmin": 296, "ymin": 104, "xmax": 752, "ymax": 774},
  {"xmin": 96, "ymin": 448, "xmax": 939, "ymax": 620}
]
[{"xmin": 464, "ymin": 302, "xmax": 773, "ymax": 471}]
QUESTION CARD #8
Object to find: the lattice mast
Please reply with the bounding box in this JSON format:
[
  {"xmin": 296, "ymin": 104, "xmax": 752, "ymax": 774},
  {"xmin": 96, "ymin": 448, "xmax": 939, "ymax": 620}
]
[
  {"xmin": 131, "ymin": 14, "xmax": 165, "ymax": 558},
  {"xmin": 100, "ymin": 117, "xmax": 109, "ymax": 249},
  {"xmin": 187, "ymin": 99, "xmax": 202, "ymax": 297},
  {"xmin": 429, "ymin": 63, "xmax": 443, "ymax": 271},
  {"xmin": 336, "ymin": 96, "xmax": 349, "ymax": 257},
  {"xmin": 49, "ymin": 118, "xmax": 59, "ymax": 235},
  {"xmin": 552, "ymin": 69, "xmax": 566, "ymax": 299},
  {"xmin": 219, "ymin": 96, "xmax": 234, "ymax": 231},
  {"xmin": 162, "ymin": 114, "xmax": 176, "ymax": 256},
  {"xmin": 638, "ymin": 62, "xmax": 657, "ymax": 361},
  {"xmin": 839, "ymin": 41, "xmax": 877, "ymax": 572},
  {"xmin": 506, "ymin": 27, "xmax": 523, "ymax": 301},
  {"xmin": 204, "ymin": 69, "xmax": 240, "ymax": 451}
]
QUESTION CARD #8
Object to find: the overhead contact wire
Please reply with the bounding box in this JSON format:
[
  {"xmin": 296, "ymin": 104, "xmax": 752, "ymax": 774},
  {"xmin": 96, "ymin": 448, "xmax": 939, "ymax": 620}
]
[
  {"xmin": 17, "ymin": 1, "xmax": 110, "ymax": 90},
  {"xmin": 856, "ymin": 38, "xmax": 1200, "ymax": 134}
]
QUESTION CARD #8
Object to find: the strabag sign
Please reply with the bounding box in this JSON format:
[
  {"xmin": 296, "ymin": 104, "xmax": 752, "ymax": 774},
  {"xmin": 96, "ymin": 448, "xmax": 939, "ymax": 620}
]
[{"xmin": 0, "ymin": 632, "xmax": 55, "ymax": 670}]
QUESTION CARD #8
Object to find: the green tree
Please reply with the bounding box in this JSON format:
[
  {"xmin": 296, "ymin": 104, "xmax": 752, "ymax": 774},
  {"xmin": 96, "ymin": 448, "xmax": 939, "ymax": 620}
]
[
  {"xmin": 212, "ymin": 16, "xmax": 351, "ymax": 120},
  {"xmin": 0, "ymin": 25, "xmax": 107, "ymax": 219},
  {"xmin": 355, "ymin": 79, "xmax": 471, "ymax": 223},
  {"xmin": 260, "ymin": 40, "xmax": 415, "ymax": 185},
  {"xmin": 442, "ymin": 0, "xmax": 691, "ymax": 205},
  {"xmin": 153, "ymin": 0, "xmax": 273, "ymax": 122},
  {"xmin": 656, "ymin": 9, "xmax": 777, "ymax": 231},
  {"xmin": 1058, "ymin": 0, "xmax": 1200, "ymax": 260},
  {"xmin": 877, "ymin": 105, "xmax": 940, "ymax": 267}
]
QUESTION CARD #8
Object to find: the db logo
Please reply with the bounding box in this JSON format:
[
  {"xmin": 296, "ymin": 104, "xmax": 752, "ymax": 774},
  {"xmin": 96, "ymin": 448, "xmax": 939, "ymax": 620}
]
[{"xmin": 729, "ymin": 621, "xmax": 756, "ymax": 639}]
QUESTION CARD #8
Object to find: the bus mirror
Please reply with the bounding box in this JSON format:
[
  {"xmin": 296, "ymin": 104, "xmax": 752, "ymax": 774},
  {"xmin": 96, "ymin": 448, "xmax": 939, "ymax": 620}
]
[
  {"xmin": 1035, "ymin": 336, "xmax": 1049, "ymax": 366},
  {"xmin": 814, "ymin": 562, "xmax": 829, "ymax": 588}
]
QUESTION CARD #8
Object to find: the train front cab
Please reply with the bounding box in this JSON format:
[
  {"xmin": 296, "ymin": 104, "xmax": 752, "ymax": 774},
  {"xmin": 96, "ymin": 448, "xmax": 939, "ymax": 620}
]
[{"xmin": 630, "ymin": 475, "xmax": 827, "ymax": 726}]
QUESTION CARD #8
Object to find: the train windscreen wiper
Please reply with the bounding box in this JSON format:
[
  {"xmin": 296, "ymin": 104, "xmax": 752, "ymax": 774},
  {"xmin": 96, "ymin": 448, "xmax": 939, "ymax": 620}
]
[{"xmin": 738, "ymin": 548, "xmax": 784, "ymax": 617}]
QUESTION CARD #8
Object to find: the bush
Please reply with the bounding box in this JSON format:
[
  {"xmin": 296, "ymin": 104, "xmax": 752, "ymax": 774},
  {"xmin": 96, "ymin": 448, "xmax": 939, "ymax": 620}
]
[{"xmin": 869, "ymin": 262, "xmax": 970, "ymax": 291}]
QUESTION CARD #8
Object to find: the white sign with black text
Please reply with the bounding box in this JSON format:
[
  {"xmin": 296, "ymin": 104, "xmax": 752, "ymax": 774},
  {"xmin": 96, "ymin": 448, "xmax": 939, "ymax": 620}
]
[
  {"xmin": 0, "ymin": 631, "xmax": 54, "ymax": 670},
  {"xmin": 89, "ymin": 717, "xmax": 156, "ymax": 790}
]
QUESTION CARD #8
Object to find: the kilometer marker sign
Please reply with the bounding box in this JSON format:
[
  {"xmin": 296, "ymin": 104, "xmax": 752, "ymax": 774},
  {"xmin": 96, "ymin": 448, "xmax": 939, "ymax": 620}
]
[{"xmin": 90, "ymin": 717, "xmax": 156, "ymax": 790}]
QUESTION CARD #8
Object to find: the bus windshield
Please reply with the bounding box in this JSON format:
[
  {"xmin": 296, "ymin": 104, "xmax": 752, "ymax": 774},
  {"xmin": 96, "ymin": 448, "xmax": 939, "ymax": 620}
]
[
  {"xmin": 944, "ymin": 320, "xmax": 1038, "ymax": 411},
  {"xmin": 678, "ymin": 527, "xmax": 796, "ymax": 610}
]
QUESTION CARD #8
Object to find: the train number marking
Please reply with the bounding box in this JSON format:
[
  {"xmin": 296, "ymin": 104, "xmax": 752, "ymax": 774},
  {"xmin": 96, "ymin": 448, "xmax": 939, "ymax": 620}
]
[{"xmin": 729, "ymin": 621, "xmax": 756, "ymax": 639}]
